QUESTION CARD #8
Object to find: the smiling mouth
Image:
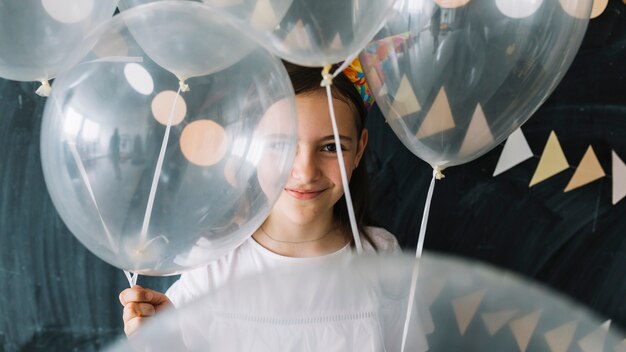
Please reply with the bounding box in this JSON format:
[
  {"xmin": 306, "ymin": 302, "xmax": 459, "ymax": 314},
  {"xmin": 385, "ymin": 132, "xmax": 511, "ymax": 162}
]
[{"xmin": 285, "ymin": 188, "xmax": 325, "ymax": 200}]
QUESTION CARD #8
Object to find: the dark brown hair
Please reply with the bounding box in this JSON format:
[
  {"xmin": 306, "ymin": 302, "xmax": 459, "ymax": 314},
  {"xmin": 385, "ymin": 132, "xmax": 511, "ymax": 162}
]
[{"xmin": 283, "ymin": 61, "xmax": 377, "ymax": 250}]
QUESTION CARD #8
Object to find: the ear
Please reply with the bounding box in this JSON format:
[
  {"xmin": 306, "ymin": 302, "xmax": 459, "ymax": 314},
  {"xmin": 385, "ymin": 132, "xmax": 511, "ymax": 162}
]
[{"xmin": 354, "ymin": 128, "xmax": 368, "ymax": 168}]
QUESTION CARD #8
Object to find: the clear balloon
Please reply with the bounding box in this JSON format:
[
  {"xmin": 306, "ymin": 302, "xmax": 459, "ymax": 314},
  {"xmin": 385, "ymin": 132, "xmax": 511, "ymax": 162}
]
[
  {"xmin": 0, "ymin": 0, "xmax": 117, "ymax": 83},
  {"xmin": 208, "ymin": 0, "xmax": 399, "ymax": 66},
  {"xmin": 105, "ymin": 252, "xmax": 623, "ymax": 351},
  {"xmin": 360, "ymin": 0, "xmax": 592, "ymax": 168},
  {"xmin": 40, "ymin": 1, "xmax": 297, "ymax": 275},
  {"xmin": 118, "ymin": 0, "xmax": 398, "ymax": 66}
]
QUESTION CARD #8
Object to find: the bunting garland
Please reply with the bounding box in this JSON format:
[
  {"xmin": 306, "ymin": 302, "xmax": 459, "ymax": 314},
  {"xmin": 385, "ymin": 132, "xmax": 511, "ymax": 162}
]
[{"xmin": 493, "ymin": 128, "xmax": 625, "ymax": 206}]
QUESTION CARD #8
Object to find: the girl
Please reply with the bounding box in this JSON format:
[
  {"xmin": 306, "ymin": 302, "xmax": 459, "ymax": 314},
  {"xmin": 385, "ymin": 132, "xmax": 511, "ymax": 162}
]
[{"xmin": 119, "ymin": 61, "xmax": 400, "ymax": 336}]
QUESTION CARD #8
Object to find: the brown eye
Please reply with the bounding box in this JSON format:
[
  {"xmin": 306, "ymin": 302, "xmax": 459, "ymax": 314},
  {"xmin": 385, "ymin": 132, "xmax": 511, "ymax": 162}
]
[{"xmin": 321, "ymin": 144, "xmax": 338, "ymax": 153}]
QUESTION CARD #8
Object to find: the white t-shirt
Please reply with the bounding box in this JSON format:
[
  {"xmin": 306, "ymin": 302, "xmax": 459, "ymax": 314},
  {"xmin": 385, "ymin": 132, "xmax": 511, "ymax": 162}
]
[
  {"xmin": 161, "ymin": 228, "xmax": 430, "ymax": 352},
  {"xmin": 166, "ymin": 226, "xmax": 400, "ymax": 307}
]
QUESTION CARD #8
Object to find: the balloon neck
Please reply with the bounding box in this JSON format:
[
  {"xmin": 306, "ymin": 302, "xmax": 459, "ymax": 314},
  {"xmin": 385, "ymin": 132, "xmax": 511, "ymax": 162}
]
[
  {"xmin": 36, "ymin": 80, "xmax": 52, "ymax": 97},
  {"xmin": 320, "ymin": 64, "xmax": 333, "ymax": 87},
  {"xmin": 432, "ymin": 165, "xmax": 446, "ymax": 180},
  {"xmin": 178, "ymin": 77, "xmax": 190, "ymax": 92}
]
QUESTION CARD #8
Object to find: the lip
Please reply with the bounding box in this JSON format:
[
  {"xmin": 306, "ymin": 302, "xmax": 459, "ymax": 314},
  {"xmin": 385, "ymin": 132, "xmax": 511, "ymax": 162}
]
[{"xmin": 285, "ymin": 188, "xmax": 325, "ymax": 200}]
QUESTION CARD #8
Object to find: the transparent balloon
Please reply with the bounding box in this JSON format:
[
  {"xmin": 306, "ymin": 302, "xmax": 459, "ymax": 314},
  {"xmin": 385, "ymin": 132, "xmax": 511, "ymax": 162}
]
[
  {"xmin": 210, "ymin": 0, "xmax": 399, "ymax": 66},
  {"xmin": 360, "ymin": 0, "xmax": 592, "ymax": 168},
  {"xmin": 121, "ymin": 0, "xmax": 399, "ymax": 66},
  {"xmin": 40, "ymin": 1, "xmax": 298, "ymax": 275},
  {"xmin": 105, "ymin": 252, "xmax": 624, "ymax": 351},
  {"xmin": 0, "ymin": 0, "xmax": 117, "ymax": 84}
]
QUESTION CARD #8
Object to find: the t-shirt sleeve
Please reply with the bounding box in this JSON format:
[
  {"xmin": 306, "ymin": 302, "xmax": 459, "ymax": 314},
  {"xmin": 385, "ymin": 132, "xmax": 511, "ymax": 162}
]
[
  {"xmin": 365, "ymin": 227, "xmax": 401, "ymax": 254},
  {"xmin": 165, "ymin": 267, "xmax": 209, "ymax": 308}
]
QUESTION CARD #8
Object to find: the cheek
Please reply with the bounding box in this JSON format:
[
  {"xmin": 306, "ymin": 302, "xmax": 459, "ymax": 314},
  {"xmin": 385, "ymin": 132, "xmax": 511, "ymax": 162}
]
[{"xmin": 257, "ymin": 157, "xmax": 283, "ymax": 197}]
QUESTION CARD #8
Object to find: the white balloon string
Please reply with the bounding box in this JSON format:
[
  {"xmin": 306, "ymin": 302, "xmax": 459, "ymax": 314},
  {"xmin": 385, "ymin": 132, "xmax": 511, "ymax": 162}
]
[
  {"xmin": 400, "ymin": 259, "xmax": 421, "ymax": 352},
  {"xmin": 124, "ymin": 270, "xmax": 138, "ymax": 287},
  {"xmin": 67, "ymin": 142, "xmax": 118, "ymax": 252},
  {"xmin": 401, "ymin": 167, "xmax": 442, "ymax": 351},
  {"xmin": 416, "ymin": 168, "xmax": 441, "ymax": 258},
  {"xmin": 35, "ymin": 80, "xmax": 52, "ymax": 97},
  {"xmin": 139, "ymin": 86, "xmax": 182, "ymax": 243},
  {"xmin": 322, "ymin": 66, "xmax": 363, "ymax": 254}
]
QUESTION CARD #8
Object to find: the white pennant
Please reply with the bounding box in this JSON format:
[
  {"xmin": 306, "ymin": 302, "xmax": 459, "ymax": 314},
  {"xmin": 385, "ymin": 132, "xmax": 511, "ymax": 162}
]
[
  {"xmin": 578, "ymin": 320, "xmax": 611, "ymax": 352},
  {"xmin": 493, "ymin": 128, "xmax": 533, "ymax": 176},
  {"xmin": 612, "ymin": 151, "xmax": 626, "ymax": 205}
]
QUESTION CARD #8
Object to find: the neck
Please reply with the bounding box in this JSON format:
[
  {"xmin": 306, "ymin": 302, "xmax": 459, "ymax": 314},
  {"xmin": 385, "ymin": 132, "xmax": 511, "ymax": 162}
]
[{"xmin": 253, "ymin": 212, "xmax": 349, "ymax": 257}]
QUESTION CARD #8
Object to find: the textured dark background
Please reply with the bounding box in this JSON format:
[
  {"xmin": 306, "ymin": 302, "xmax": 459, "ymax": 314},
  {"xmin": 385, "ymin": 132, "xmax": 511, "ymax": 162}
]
[{"xmin": 1, "ymin": 2, "xmax": 625, "ymax": 351}]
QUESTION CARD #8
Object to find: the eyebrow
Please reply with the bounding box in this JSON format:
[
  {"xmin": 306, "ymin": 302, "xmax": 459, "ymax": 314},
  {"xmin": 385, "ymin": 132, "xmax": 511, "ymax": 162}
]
[
  {"xmin": 319, "ymin": 135, "xmax": 353, "ymax": 143},
  {"xmin": 263, "ymin": 133, "xmax": 292, "ymax": 139}
]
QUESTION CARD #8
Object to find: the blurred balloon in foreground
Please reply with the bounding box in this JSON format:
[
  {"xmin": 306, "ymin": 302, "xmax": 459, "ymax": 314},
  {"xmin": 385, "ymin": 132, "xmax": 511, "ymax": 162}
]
[
  {"xmin": 360, "ymin": 0, "xmax": 592, "ymax": 168},
  {"xmin": 105, "ymin": 253, "xmax": 623, "ymax": 351},
  {"xmin": 40, "ymin": 1, "xmax": 297, "ymax": 275},
  {"xmin": 0, "ymin": 0, "xmax": 117, "ymax": 94}
]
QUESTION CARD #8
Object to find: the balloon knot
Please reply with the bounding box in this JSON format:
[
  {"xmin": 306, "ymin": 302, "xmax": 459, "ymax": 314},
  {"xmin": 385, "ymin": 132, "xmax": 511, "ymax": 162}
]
[
  {"xmin": 320, "ymin": 64, "xmax": 333, "ymax": 87},
  {"xmin": 36, "ymin": 80, "xmax": 52, "ymax": 97},
  {"xmin": 179, "ymin": 79, "xmax": 190, "ymax": 92},
  {"xmin": 433, "ymin": 166, "xmax": 445, "ymax": 180}
]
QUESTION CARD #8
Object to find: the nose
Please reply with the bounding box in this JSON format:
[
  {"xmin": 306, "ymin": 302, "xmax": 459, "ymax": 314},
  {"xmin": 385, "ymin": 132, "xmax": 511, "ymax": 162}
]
[{"xmin": 290, "ymin": 147, "xmax": 320, "ymax": 182}]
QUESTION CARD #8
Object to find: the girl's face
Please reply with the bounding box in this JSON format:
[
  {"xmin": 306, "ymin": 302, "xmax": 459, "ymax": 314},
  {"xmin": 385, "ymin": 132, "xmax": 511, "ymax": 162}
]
[{"xmin": 268, "ymin": 91, "xmax": 368, "ymax": 226}]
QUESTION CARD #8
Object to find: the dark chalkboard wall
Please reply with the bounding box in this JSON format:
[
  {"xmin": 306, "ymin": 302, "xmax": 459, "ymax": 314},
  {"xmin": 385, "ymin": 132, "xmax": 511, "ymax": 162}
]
[{"xmin": 1, "ymin": 3, "xmax": 625, "ymax": 351}]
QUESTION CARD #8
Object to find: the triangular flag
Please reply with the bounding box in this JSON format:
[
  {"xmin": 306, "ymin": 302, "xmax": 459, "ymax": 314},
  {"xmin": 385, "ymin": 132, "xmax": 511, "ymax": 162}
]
[
  {"xmin": 614, "ymin": 338, "xmax": 626, "ymax": 352},
  {"xmin": 481, "ymin": 309, "xmax": 519, "ymax": 335},
  {"xmin": 250, "ymin": 0, "xmax": 278, "ymax": 30},
  {"xmin": 493, "ymin": 128, "xmax": 534, "ymax": 176},
  {"xmin": 458, "ymin": 104, "xmax": 494, "ymax": 157},
  {"xmin": 509, "ymin": 310, "xmax": 542, "ymax": 352},
  {"xmin": 421, "ymin": 277, "xmax": 446, "ymax": 306},
  {"xmin": 452, "ymin": 289, "xmax": 486, "ymax": 335},
  {"xmin": 416, "ymin": 87, "xmax": 456, "ymax": 138},
  {"xmin": 612, "ymin": 151, "xmax": 626, "ymax": 205},
  {"xmin": 379, "ymin": 83, "xmax": 389, "ymax": 96},
  {"xmin": 578, "ymin": 320, "xmax": 611, "ymax": 352},
  {"xmin": 283, "ymin": 20, "xmax": 311, "ymax": 50},
  {"xmin": 390, "ymin": 75, "xmax": 421, "ymax": 118},
  {"xmin": 564, "ymin": 146, "xmax": 605, "ymax": 192},
  {"xmin": 529, "ymin": 131, "xmax": 569, "ymax": 187},
  {"xmin": 329, "ymin": 33, "xmax": 343, "ymax": 50},
  {"xmin": 544, "ymin": 320, "xmax": 578, "ymax": 352}
]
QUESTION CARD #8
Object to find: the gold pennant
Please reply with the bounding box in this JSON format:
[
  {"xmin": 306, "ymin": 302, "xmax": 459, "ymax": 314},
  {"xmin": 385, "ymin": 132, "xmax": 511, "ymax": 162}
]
[
  {"xmin": 481, "ymin": 309, "xmax": 518, "ymax": 336},
  {"xmin": 329, "ymin": 33, "xmax": 343, "ymax": 50},
  {"xmin": 251, "ymin": 0, "xmax": 278, "ymax": 30},
  {"xmin": 458, "ymin": 103, "xmax": 494, "ymax": 157},
  {"xmin": 390, "ymin": 75, "xmax": 421, "ymax": 118},
  {"xmin": 544, "ymin": 320, "xmax": 578, "ymax": 352},
  {"xmin": 283, "ymin": 20, "xmax": 311, "ymax": 50},
  {"xmin": 564, "ymin": 146, "xmax": 605, "ymax": 192},
  {"xmin": 509, "ymin": 310, "xmax": 542, "ymax": 352},
  {"xmin": 416, "ymin": 87, "xmax": 455, "ymax": 138},
  {"xmin": 452, "ymin": 289, "xmax": 485, "ymax": 336},
  {"xmin": 529, "ymin": 131, "xmax": 569, "ymax": 187}
]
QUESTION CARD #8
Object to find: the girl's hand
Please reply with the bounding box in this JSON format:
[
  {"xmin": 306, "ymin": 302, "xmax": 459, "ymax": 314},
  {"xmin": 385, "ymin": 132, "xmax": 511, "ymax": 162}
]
[{"xmin": 119, "ymin": 285, "xmax": 172, "ymax": 336}]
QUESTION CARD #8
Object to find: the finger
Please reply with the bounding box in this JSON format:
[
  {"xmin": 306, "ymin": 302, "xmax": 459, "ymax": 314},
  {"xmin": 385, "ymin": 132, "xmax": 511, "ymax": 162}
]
[
  {"xmin": 119, "ymin": 285, "xmax": 154, "ymax": 305},
  {"xmin": 123, "ymin": 302, "xmax": 156, "ymax": 322},
  {"xmin": 124, "ymin": 316, "xmax": 148, "ymax": 337}
]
